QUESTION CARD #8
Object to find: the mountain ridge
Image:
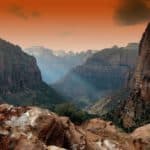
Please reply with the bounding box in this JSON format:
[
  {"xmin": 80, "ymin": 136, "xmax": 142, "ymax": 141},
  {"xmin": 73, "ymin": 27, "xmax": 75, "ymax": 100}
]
[
  {"xmin": 53, "ymin": 43, "xmax": 138, "ymax": 105},
  {"xmin": 25, "ymin": 47, "xmax": 95, "ymax": 84}
]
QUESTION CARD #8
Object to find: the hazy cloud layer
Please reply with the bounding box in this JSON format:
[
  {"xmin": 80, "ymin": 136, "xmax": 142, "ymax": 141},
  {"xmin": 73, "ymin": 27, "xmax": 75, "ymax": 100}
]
[
  {"xmin": 115, "ymin": 0, "xmax": 150, "ymax": 25},
  {"xmin": 8, "ymin": 4, "xmax": 40, "ymax": 20}
]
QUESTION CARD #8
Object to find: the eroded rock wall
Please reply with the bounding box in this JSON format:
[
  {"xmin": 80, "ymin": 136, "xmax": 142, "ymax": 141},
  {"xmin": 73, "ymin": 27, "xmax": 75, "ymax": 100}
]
[{"xmin": 120, "ymin": 23, "xmax": 150, "ymax": 130}]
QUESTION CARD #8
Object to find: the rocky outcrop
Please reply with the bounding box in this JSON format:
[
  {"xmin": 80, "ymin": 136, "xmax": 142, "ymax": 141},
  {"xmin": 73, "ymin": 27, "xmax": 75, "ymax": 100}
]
[
  {"xmin": 109, "ymin": 23, "xmax": 150, "ymax": 131},
  {"xmin": 0, "ymin": 39, "xmax": 64, "ymax": 106},
  {"xmin": 131, "ymin": 124, "xmax": 150, "ymax": 139},
  {"xmin": 0, "ymin": 104, "xmax": 149, "ymax": 150},
  {"xmin": 53, "ymin": 44, "xmax": 138, "ymax": 104}
]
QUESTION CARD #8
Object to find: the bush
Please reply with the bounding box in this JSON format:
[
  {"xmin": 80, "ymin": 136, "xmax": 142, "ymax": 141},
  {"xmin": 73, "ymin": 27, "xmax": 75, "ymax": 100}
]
[{"xmin": 54, "ymin": 103, "xmax": 97, "ymax": 124}]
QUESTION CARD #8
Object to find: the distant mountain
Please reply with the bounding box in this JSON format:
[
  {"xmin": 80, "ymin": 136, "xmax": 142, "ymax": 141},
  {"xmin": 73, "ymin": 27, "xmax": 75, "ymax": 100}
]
[
  {"xmin": 53, "ymin": 43, "xmax": 138, "ymax": 106},
  {"xmin": 25, "ymin": 47, "xmax": 95, "ymax": 84},
  {"xmin": 0, "ymin": 39, "xmax": 65, "ymax": 107}
]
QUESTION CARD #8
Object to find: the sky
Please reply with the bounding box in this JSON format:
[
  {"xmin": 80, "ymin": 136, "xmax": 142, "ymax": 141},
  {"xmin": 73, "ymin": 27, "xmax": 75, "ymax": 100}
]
[{"xmin": 0, "ymin": 0, "xmax": 150, "ymax": 51}]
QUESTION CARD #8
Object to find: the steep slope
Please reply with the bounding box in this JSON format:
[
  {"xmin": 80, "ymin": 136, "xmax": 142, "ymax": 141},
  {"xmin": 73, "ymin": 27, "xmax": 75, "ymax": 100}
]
[
  {"xmin": 53, "ymin": 44, "xmax": 138, "ymax": 104},
  {"xmin": 25, "ymin": 47, "xmax": 94, "ymax": 84},
  {"xmin": 0, "ymin": 104, "xmax": 149, "ymax": 150},
  {"xmin": 0, "ymin": 39, "xmax": 64, "ymax": 107},
  {"xmin": 87, "ymin": 89, "xmax": 129, "ymax": 116},
  {"xmin": 0, "ymin": 40, "xmax": 42, "ymax": 91},
  {"xmin": 120, "ymin": 23, "xmax": 150, "ymax": 130},
  {"xmin": 105, "ymin": 23, "xmax": 150, "ymax": 131}
]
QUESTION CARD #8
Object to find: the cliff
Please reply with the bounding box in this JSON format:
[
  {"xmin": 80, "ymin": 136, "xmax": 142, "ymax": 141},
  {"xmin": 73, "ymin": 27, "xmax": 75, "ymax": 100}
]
[
  {"xmin": 0, "ymin": 39, "xmax": 64, "ymax": 107},
  {"xmin": 121, "ymin": 23, "xmax": 150, "ymax": 130},
  {"xmin": 133, "ymin": 23, "xmax": 150, "ymax": 101},
  {"xmin": 107, "ymin": 23, "xmax": 150, "ymax": 131},
  {"xmin": 0, "ymin": 39, "xmax": 42, "ymax": 92}
]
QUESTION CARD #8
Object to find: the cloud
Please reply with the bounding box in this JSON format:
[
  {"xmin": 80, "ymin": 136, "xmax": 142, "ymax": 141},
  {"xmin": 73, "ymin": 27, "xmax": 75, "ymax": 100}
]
[
  {"xmin": 115, "ymin": 0, "xmax": 150, "ymax": 25},
  {"xmin": 8, "ymin": 4, "xmax": 40, "ymax": 20},
  {"xmin": 8, "ymin": 4, "xmax": 28, "ymax": 19}
]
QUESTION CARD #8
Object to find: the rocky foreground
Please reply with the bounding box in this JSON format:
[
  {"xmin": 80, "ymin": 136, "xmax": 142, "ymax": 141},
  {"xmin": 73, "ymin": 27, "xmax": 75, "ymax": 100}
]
[{"xmin": 0, "ymin": 104, "xmax": 150, "ymax": 150}]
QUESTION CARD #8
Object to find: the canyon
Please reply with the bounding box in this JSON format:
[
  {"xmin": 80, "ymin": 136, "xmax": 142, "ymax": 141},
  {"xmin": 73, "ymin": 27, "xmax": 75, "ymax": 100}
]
[{"xmin": 0, "ymin": 21, "xmax": 149, "ymax": 150}]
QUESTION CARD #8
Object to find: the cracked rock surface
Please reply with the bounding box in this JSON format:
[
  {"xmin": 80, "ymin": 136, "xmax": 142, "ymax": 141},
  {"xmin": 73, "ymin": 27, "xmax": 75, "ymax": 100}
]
[{"xmin": 0, "ymin": 104, "xmax": 150, "ymax": 150}]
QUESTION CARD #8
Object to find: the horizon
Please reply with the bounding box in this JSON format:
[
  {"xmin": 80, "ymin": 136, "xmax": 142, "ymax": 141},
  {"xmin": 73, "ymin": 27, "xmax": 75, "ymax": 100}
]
[{"xmin": 24, "ymin": 42, "xmax": 139, "ymax": 53}]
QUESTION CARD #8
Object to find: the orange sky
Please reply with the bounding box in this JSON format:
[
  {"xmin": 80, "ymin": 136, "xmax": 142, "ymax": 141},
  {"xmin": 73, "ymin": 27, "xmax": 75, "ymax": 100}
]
[{"xmin": 0, "ymin": 0, "xmax": 149, "ymax": 51}]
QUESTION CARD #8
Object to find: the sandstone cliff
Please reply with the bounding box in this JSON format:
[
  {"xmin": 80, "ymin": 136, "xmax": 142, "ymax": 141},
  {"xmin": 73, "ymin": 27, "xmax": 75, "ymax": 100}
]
[
  {"xmin": 121, "ymin": 23, "xmax": 150, "ymax": 130},
  {"xmin": 0, "ymin": 104, "xmax": 149, "ymax": 150},
  {"xmin": 0, "ymin": 39, "xmax": 42, "ymax": 92},
  {"xmin": 133, "ymin": 23, "xmax": 150, "ymax": 101},
  {"xmin": 107, "ymin": 23, "xmax": 150, "ymax": 131},
  {"xmin": 0, "ymin": 39, "xmax": 64, "ymax": 107}
]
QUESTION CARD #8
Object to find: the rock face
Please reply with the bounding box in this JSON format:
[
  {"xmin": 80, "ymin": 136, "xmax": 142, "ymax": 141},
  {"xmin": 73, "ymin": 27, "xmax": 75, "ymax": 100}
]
[
  {"xmin": 0, "ymin": 104, "xmax": 150, "ymax": 150},
  {"xmin": 110, "ymin": 23, "xmax": 150, "ymax": 131},
  {"xmin": 53, "ymin": 44, "xmax": 138, "ymax": 104},
  {"xmin": 0, "ymin": 39, "xmax": 64, "ymax": 106},
  {"xmin": 0, "ymin": 39, "xmax": 42, "ymax": 92},
  {"xmin": 133, "ymin": 23, "xmax": 150, "ymax": 101}
]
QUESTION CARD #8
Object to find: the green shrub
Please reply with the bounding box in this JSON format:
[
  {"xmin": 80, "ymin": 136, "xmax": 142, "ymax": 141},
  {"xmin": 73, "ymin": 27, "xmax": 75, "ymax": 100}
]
[{"xmin": 54, "ymin": 103, "xmax": 97, "ymax": 124}]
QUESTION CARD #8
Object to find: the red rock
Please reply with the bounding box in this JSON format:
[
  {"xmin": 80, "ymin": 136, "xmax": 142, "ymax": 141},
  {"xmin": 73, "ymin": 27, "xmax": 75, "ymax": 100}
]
[{"xmin": 0, "ymin": 104, "xmax": 149, "ymax": 150}]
